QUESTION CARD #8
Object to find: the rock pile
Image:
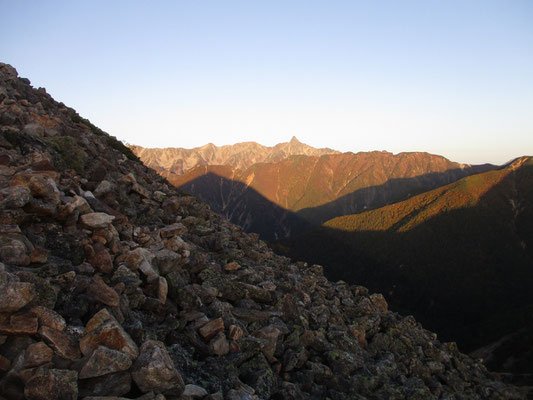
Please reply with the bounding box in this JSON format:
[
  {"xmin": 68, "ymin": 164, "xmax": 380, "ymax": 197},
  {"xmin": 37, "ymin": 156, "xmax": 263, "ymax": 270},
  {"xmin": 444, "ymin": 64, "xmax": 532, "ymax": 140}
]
[{"xmin": 0, "ymin": 62, "xmax": 525, "ymax": 399}]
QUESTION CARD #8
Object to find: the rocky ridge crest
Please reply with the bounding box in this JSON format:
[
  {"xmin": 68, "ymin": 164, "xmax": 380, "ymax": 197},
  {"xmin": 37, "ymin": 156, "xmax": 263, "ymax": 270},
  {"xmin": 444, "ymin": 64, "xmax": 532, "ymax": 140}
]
[
  {"xmin": 130, "ymin": 136, "xmax": 339, "ymax": 178},
  {"xmin": 0, "ymin": 62, "xmax": 525, "ymax": 399}
]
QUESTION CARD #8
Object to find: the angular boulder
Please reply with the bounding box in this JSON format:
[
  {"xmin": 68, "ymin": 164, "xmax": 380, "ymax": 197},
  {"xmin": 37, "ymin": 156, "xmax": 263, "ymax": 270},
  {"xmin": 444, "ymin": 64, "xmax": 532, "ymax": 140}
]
[
  {"xmin": 80, "ymin": 212, "xmax": 115, "ymax": 229},
  {"xmin": 80, "ymin": 308, "xmax": 138, "ymax": 359},
  {"xmin": 131, "ymin": 340, "xmax": 184, "ymax": 395},
  {"xmin": 0, "ymin": 272, "xmax": 34, "ymax": 312},
  {"xmin": 79, "ymin": 345, "xmax": 133, "ymax": 379}
]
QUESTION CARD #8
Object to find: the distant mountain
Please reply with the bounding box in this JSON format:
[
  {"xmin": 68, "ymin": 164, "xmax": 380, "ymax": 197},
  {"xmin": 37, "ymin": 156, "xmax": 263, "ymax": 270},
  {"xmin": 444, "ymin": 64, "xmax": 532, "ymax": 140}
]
[
  {"xmin": 130, "ymin": 136, "xmax": 339, "ymax": 177},
  {"xmin": 280, "ymin": 156, "xmax": 533, "ymax": 382},
  {"xmin": 168, "ymin": 151, "xmax": 494, "ymax": 239}
]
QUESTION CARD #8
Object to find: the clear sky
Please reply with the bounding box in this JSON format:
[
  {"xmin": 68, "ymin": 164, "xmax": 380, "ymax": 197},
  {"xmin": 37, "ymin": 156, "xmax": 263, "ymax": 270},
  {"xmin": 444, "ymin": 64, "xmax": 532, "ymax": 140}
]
[{"xmin": 1, "ymin": 0, "xmax": 532, "ymax": 165}]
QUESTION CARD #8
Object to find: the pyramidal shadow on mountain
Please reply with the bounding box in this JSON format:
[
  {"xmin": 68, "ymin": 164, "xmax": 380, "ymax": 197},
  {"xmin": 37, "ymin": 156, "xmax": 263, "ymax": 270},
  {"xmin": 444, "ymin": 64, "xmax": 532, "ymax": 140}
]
[
  {"xmin": 177, "ymin": 165, "xmax": 495, "ymax": 240},
  {"xmin": 176, "ymin": 172, "xmax": 313, "ymax": 239},
  {"xmin": 278, "ymin": 158, "xmax": 533, "ymax": 382}
]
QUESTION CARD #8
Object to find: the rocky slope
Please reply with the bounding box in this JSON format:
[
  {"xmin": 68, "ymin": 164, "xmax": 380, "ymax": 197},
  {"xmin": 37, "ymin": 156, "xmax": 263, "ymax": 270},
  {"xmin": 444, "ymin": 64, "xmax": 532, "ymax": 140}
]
[
  {"xmin": 169, "ymin": 152, "xmax": 494, "ymax": 239},
  {"xmin": 280, "ymin": 157, "xmax": 533, "ymax": 386},
  {"xmin": 0, "ymin": 62, "xmax": 526, "ymax": 399},
  {"xmin": 130, "ymin": 137, "xmax": 339, "ymax": 178}
]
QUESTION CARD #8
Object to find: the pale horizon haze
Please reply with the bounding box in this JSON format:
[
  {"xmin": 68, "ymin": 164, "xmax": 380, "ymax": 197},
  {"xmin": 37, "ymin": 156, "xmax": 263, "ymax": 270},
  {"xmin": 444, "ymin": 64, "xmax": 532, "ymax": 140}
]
[{"xmin": 1, "ymin": 0, "xmax": 532, "ymax": 165}]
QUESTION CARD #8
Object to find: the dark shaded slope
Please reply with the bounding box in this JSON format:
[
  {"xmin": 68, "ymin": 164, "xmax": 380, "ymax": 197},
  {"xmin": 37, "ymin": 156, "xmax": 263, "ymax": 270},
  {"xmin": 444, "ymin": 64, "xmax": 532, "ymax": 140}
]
[
  {"xmin": 175, "ymin": 168, "xmax": 312, "ymax": 239},
  {"xmin": 280, "ymin": 158, "xmax": 533, "ymax": 381},
  {"xmin": 171, "ymin": 153, "xmax": 495, "ymax": 239},
  {"xmin": 297, "ymin": 162, "xmax": 493, "ymax": 224}
]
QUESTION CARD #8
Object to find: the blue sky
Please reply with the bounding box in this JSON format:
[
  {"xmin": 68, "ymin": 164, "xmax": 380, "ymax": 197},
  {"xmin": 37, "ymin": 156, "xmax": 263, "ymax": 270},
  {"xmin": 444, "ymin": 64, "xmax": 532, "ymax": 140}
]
[{"xmin": 1, "ymin": 0, "xmax": 532, "ymax": 164}]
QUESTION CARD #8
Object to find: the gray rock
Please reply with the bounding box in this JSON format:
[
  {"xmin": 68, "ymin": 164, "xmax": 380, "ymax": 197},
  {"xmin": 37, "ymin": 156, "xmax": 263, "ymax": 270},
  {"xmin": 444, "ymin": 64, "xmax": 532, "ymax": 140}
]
[
  {"xmin": 152, "ymin": 248, "xmax": 181, "ymax": 275},
  {"xmin": 79, "ymin": 345, "xmax": 133, "ymax": 379},
  {"xmin": 210, "ymin": 332, "xmax": 230, "ymax": 356},
  {"xmin": 80, "ymin": 212, "xmax": 115, "ymax": 228},
  {"xmin": 182, "ymin": 383, "xmax": 209, "ymax": 398},
  {"xmin": 39, "ymin": 325, "xmax": 81, "ymax": 360},
  {"xmin": 131, "ymin": 340, "xmax": 185, "ymax": 395},
  {"xmin": 0, "ymin": 185, "xmax": 31, "ymax": 208},
  {"xmin": 23, "ymin": 122, "xmax": 45, "ymax": 137},
  {"xmin": 0, "ymin": 236, "xmax": 32, "ymax": 266},
  {"xmin": 24, "ymin": 341, "xmax": 54, "ymax": 368},
  {"xmin": 0, "ymin": 272, "xmax": 34, "ymax": 311},
  {"xmin": 94, "ymin": 180, "xmax": 116, "ymax": 196},
  {"xmin": 71, "ymin": 195, "xmax": 92, "ymax": 214}
]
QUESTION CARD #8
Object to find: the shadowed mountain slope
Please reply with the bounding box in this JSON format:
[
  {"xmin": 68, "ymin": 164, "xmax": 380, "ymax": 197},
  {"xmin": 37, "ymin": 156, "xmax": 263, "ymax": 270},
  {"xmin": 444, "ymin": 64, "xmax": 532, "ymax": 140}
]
[
  {"xmin": 280, "ymin": 157, "xmax": 533, "ymax": 384},
  {"xmin": 171, "ymin": 152, "xmax": 494, "ymax": 239},
  {"xmin": 171, "ymin": 169, "xmax": 312, "ymax": 239}
]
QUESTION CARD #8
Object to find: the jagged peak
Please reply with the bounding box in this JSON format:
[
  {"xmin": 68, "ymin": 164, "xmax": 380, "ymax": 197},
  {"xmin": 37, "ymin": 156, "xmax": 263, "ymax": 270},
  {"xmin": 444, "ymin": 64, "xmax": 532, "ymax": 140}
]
[
  {"xmin": 289, "ymin": 135, "xmax": 302, "ymax": 145},
  {"xmin": 0, "ymin": 62, "xmax": 19, "ymax": 81}
]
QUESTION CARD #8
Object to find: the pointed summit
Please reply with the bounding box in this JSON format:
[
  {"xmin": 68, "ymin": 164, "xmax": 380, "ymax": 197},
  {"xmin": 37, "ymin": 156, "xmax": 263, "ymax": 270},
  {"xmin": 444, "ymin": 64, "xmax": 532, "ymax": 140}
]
[{"xmin": 290, "ymin": 136, "xmax": 302, "ymax": 145}]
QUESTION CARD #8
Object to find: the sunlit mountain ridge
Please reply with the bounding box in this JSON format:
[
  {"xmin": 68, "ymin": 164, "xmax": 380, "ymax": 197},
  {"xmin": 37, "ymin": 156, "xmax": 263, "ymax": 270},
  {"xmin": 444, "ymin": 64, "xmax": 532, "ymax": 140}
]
[{"xmin": 135, "ymin": 144, "xmax": 495, "ymax": 240}]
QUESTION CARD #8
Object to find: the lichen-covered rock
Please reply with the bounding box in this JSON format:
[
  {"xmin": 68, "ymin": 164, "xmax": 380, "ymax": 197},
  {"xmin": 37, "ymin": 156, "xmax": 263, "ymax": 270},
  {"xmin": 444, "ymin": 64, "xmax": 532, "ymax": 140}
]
[
  {"xmin": 369, "ymin": 293, "xmax": 388, "ymax": 314},
  {"xmin": 31, "ymin": 306, "xmax": 66, "ymax": 331},
  {"xmin": 0, "ymin": 272, "xmax": 34, "ymax": 312},
  {"xmin": 24, "ymin": 368, "xmax": 78, "ymax": 400},
  {"xmin": 239, "ymin": 354, "xmax": 280, "ymax": 399},
  {"xmin": 80, "ymin": 308, "xmax": 138, "ymax": 359},
  {"xmin": 210, "ymin": 332, "xmax": 230, "ymax": 356},
  {"xmin": 131, "ymin": 340, "xmax": 185, "ymax": 395},
  {"xmin": 152, "ymin": 248, "xmax": 181, "ymax": 275},
  {"xmin": 28, "ymin": 174, "xmax": 60, "ymax": 204},
  {"xmin": 0, "ymin": 235, "xmax": 32, "ymax": 266},
  {"xmin": 253, "ymin": 325, "xmax": 281, "ymax": 363},
  {"xmin": 0, "ymin": 312, "xmax": 38, "ymax": 335},
  {"xmin": 159, "ymin": 222, "xmax": 187, "ymax": 238},
  {"xmin": 0, "ymin": 185, "xmax": 31, "ymax": 208},
  {"xmin": 79, "ymin": 345, "xmax": 132, "ymax": 379},
  {"xmin": 24, "ymin": 341, "xmax": 54, "ymax": 368},
  {"xmin": 39, "ymin": 325, "xmax": 81, "ymax": 360},
  {"xmin": 87, "ymin": 275, "xmax": 120, "ymax": 307}
]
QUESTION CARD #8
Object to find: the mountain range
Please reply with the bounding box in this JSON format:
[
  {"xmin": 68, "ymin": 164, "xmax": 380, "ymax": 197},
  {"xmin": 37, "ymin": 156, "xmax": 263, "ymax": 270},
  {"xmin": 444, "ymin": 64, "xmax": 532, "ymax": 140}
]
[
  {"xmin": 130, "ymin": 136, "xmax": 338, "ymax": 177},
  {"xmin": 133, "ymin": 145, "xmax": 495, "ymax": 240}
]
